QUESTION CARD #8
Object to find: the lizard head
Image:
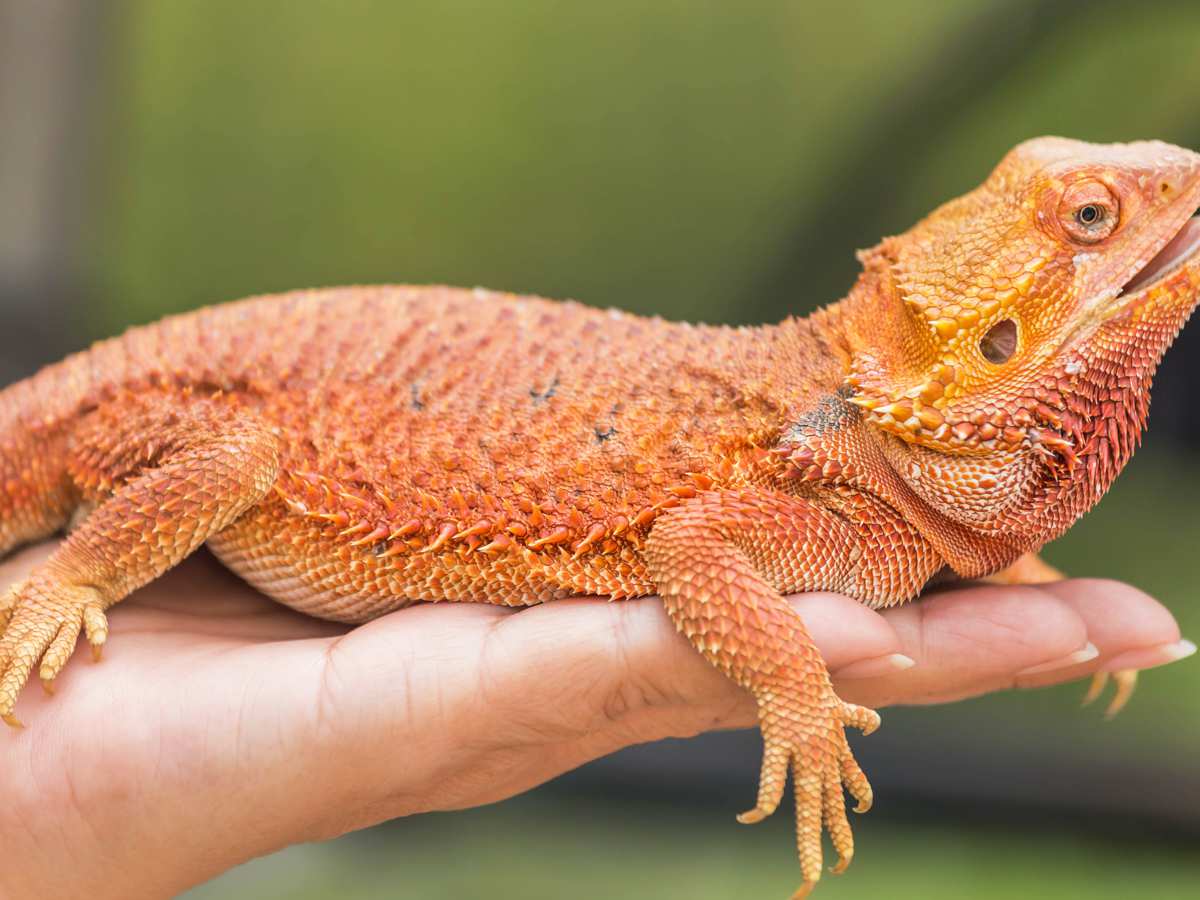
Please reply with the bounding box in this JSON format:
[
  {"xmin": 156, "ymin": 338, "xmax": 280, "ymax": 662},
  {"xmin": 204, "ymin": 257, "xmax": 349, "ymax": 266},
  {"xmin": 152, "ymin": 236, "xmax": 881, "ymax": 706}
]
[{"xmin": 840, "ymin": 137, "xmax": 1200, "ymax": 538}]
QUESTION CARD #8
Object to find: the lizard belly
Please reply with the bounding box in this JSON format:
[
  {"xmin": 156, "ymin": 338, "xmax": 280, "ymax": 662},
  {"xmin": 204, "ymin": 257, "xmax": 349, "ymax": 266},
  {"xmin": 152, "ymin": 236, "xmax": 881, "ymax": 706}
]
[{"xmin": 206, "ymin": 499, "xmax": 654, "ymax": 624}]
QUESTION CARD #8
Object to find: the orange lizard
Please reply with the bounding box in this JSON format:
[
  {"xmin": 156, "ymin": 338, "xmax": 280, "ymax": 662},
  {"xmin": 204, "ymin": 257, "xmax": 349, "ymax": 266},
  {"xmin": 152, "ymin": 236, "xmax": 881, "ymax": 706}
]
[{"xmin": 1, "ymin": 137, "xmax": 1198, "ymax": 897}]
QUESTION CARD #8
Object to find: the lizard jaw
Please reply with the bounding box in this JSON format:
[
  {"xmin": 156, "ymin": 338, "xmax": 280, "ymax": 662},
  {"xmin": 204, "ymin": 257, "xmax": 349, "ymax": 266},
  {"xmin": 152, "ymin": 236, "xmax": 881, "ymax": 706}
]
[
  {"xmin": 1039, "ymin": 212, "xmax": 1200, "ymax": 501},
  {"xmin": 1116, "ymin": 212, "xmax": 1200, "ymax": 298}
]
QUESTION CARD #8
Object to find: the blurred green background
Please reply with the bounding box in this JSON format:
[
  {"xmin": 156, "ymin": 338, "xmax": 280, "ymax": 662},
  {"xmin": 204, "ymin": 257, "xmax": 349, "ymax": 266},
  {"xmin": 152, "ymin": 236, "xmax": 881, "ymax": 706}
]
[{"xmin": 2, "ymin": 1, "xmax": 1199, "ymax": 897}]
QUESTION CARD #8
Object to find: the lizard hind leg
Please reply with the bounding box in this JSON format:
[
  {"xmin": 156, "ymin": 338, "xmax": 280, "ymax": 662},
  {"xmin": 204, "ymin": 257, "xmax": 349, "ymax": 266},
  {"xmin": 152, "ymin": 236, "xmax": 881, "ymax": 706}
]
[{"xmin": 0, "ymin": 394, "xmax": 280, "ymax": 727}]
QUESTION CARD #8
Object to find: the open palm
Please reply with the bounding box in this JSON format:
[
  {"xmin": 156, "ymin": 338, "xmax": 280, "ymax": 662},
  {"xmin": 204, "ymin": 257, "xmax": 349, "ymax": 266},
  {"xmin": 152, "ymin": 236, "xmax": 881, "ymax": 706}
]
[{"xmin": 0, "ymin": 540, "xmax": 1186, "ymax": 900}]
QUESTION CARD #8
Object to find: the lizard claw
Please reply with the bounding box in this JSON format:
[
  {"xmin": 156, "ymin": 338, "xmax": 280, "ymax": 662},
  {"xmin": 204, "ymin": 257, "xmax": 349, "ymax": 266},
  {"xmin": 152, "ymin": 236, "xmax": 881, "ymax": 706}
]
[
  {"xmin": 736, "ymin": 806, "xmax": 770, "ymax": 826},
  {"xmin": 741, "ymin": 688, "xmax": 878, "ymax": 893},
  {"xmin": 1081, "ymin": 669, "xmax": 1138, "ymax": 718},
  {"xmin": 1105, "ymin": 669, "xmax": 1138, "ymax": 718},
  {"xmin": 1081, "ymin": 670, "xmax": 1108, "ymax": 707}
]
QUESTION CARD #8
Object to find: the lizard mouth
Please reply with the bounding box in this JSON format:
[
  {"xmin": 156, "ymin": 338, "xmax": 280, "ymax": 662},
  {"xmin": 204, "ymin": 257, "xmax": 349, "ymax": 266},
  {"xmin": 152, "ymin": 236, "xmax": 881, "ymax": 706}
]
[
  {"xmin": 1113, "ymin": 210, "xmax": 1200, "ymax": 302},
  {"xmin": 1039, "ymin": 207, "xmax": 1200, "ymax": 465}
]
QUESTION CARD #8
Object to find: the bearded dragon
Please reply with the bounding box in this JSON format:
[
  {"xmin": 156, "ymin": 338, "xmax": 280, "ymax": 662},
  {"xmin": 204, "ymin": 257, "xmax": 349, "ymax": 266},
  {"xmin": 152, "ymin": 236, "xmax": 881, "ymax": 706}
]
[{"xmin": 1, "ymin": 137, "xmax": 1198, "ymax": 898}]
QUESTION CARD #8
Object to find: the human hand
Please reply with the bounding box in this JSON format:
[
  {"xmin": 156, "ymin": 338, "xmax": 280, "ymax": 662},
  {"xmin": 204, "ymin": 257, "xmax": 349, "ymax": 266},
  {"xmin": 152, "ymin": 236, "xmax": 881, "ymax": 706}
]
[{"xmin": 0, "ymin": 541, "xmax": 1187, "ymax": 900}]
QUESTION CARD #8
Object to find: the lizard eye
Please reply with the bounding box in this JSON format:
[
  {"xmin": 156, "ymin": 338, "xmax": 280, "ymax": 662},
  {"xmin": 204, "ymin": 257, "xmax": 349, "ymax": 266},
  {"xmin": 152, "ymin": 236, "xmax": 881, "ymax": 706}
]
[
  {"xmin": 1058, "ymin": 181, "xmax": 1119, "ymax": 244},
  {"xmin": 980, "ymin": 318, "xmax": 1017, "ymax": 364}
]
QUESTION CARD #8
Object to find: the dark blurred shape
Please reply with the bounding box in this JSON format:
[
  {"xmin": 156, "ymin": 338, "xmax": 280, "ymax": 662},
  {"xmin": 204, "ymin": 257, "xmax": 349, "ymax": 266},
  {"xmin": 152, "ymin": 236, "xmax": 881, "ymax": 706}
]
[{"xmin": 0, "ymin": 0, "xmax": 108, "ymax": 382}]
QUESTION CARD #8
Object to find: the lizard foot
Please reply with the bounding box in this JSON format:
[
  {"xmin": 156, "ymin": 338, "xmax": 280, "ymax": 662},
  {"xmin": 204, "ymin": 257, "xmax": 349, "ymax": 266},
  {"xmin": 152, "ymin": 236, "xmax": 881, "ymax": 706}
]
[
  {"xmin": 0, "ymin": 575, "xmax": 108, "ymax": 728},
  {"xmin": 1081, "ymin": 669, "xmax": 1138, "ymax": 719},
  {"xmin": 737, "ymin": 687, "xmax": 879, "ymax": 897}
]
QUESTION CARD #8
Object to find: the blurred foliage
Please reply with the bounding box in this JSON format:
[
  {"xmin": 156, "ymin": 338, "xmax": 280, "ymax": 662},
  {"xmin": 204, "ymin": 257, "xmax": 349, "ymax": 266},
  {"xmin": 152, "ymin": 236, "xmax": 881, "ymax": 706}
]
[
  {"xmin": 90, "ymin": 1, "xmax": 1200, "ymax": 331},
  {"xmin": 85, "ymin": 1, "xmax": 1200, "ymax": 897},
  {"xmin": 184, "ymin": 793, "xmax": 1200, "ymax": 900},
  {"xmin": 91, "ymin": 0, "xmax": 983, "ymax": 327}
]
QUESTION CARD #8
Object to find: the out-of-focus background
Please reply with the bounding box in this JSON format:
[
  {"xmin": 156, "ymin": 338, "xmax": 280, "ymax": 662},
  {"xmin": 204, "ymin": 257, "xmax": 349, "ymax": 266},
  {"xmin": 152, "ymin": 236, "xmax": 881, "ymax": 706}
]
[{"xmin": 2, "ymin": 1, "xmax": 1199, "ymax": 897}]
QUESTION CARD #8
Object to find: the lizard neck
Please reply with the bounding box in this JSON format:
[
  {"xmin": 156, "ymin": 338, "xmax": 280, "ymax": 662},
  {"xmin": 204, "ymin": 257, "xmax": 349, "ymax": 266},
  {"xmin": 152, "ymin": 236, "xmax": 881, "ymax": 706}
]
[
  {"xmin": 731, "ymin": 313, "xmax": 853, "ymax": 442},
  {"xmin": 755, "ymin": 267, "xmax": 895, "ymax": 421},
  {"xmin": 770, "ymin": 277, "xmax": 1034, "ymax": 577}
]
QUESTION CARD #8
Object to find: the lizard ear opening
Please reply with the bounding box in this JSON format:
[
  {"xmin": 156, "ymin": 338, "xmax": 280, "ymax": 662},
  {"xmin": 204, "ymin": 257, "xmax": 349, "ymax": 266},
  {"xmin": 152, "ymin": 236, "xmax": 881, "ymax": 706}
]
[{"xmin": 979, "ymin": 319, "xmax": 1018, "ymax": 364}]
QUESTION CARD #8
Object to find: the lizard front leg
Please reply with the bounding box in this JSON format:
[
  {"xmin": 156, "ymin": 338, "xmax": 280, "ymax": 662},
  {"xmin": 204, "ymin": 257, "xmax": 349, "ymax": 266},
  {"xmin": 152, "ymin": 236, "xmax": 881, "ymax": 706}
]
[
  {"xmin": 0, "ymin": 395, "xmax": 280, "ymax": 726},
  {"xmin": 644, "ymin": 488, "xmax": 939, "ymax": 897}
]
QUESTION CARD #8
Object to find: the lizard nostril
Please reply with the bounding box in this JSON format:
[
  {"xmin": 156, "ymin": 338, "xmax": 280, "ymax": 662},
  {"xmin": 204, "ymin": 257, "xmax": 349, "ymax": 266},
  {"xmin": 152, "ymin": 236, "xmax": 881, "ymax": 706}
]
[{"xmin": 980, "ymin": 319, "xmax": 1018, "ymax": 364}]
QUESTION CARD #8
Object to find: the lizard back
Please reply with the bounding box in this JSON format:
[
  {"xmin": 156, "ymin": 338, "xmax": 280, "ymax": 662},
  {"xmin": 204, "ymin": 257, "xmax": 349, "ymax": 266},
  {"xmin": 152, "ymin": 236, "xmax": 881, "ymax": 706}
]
[{"xmin": 20, "ymin": 286, "xmax": 840, "ymax": 619}]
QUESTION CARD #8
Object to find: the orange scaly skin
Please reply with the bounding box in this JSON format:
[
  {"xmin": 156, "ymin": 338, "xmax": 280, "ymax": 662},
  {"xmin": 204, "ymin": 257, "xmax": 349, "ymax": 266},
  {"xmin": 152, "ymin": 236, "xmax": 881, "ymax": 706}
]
[{"xmin": 2, "ymin": 138, "xmax": 1199, "ymax": 897}]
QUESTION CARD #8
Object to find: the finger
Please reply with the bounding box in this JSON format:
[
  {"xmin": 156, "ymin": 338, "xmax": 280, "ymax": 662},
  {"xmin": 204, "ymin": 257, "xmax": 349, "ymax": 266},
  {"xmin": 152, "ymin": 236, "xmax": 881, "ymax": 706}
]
[
  {"xmin": 1102, "ymin": 641, "xmax": 1196, "ymax": 673},
  {"xmin": 429, "ymin": 591, "xmax": 904, "ymax": 742},
  {"xmin": 785, "ymin": 593, "xmax": 906, "ymax": 671},
  {"xmin": 298, "ymin": 589, "xmax": 906, "ymax": 812},
  {"xmin": 893, "ymin": 581, "xmax": 1091, "ymax": 672},
  {"xmin": 864, "ymin": 579, "xmax": 1184, "ymax": 706},
  {"xmin": 1039, "ymin": 578, "xmax": 1186, "ymax": 668},
  {"xmin": 273, "ymin": 577, "xmax": 1181, "ymax": 832},
  {"xmin": 855, "ymin": 582, "xmax": 1092, "ymax": 706},
  {"xmin": 1010, "ymin": 579, "xmax": 1186, "ymax": 690},
  {"xmin": 1011, "ymin": 642, "xmax": 1099, "ymax": 690}
]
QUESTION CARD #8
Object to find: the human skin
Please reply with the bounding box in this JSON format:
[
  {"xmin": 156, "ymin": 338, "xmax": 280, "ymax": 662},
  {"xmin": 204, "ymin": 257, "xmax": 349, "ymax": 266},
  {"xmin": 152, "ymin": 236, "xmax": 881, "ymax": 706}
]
[{"xmin": 0, "ymin": 540, "xmax": 1187, "ymax": 900}]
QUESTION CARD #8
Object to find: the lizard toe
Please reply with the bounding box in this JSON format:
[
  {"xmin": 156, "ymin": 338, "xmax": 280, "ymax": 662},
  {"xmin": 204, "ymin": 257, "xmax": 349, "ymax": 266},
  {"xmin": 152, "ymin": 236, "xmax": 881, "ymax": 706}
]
[
  {"xmin": 1080, "ymin": 669, "xmax": 1139, "ymax": 717},
  {"xmin": 39, "ymin": 614, "xmax": 84, "ymax": 688},
  {"xmin": 0, "ymin": 578, "xmax": 105, "ymax": 726},
  {"xmin": 1081, "ymin": 670, "xmax": 1108, "ymax": 707},
  {"xmin": 821, "ymin": 756, "xmax": 854, "ymax": 874},
  {"xmin": 840, "ymin": 701, "xmax": 881, "ymax": 735},
  {"xmin": 737, "ymin": 737, "xmax": 790, "ymax": 825},
  {"xmin": 840, "ymin": 751, "xmax": 873, "ymax": 814},
  {"xmin": 0, "ymin": 617, "xmax": 58, "ymax": 727},
  {"xmin": 83, "ymin": 603, "xmax": 109, "ymax": 662},
  {"xmin": 1105, "ymin": 669, "xmax": 1138, "ymax": 718}
]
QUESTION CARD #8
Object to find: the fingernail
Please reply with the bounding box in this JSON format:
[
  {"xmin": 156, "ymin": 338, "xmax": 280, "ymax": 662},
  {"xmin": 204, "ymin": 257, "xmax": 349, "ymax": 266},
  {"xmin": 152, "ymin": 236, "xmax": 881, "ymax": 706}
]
[
  {"xmin": 1015, "ymin": 642, "xmax": 1099, "ymax": 676},
  {"xmin": 835, "ymin": 653, "xmax": 916, "ymax": 680},
  {"xmin": 1103, "ymin": 639, "xmax": 1196, "ymax": 673}
]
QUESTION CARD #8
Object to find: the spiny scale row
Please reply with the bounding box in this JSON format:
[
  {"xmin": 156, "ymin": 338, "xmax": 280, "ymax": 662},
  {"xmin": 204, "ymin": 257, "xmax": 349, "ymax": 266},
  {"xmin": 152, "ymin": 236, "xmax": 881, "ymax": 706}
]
[
  {"xmin": 847, "ymin": 360, "xmax": 1093, "ymax": 464},
  {"xmin": 768, "ymin": 445, "xmax": 862, "ymax": 484},
  {"xmin": 273, "ymin": 469, "xmax": 726, "ymax": 559}
]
